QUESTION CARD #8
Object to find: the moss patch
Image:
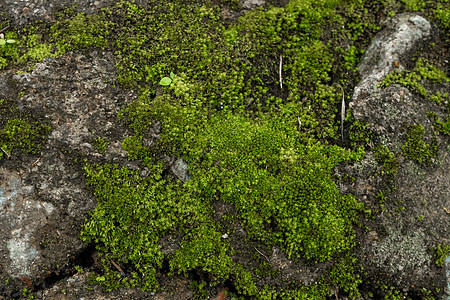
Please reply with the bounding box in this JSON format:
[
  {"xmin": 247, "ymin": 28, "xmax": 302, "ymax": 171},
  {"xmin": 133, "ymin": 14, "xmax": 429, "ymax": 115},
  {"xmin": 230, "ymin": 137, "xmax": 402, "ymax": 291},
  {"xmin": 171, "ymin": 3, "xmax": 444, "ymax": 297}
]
[
  {"xmin": 401, "ymin": 124, "xmax": 438, "ymax": 164},
  {"xmin": 427, "ymin": 112, "xmax": 450, "ymax": 135},
  {"xmin": 379, "ymin": 58, "xmax": 450, "ymax": 110},
  {"xmin": 433, "ymin": 243, "xmax": 450, "ymax": 267},
  {"xmin": 76, "ymin": 0, "xmax": 373, "ymax": 296},
  {"xmin": 373, "ymin": 144, "xmax": 399, "ymax": 183},
  {"xmin": 0, "ymin": 98, "xmax": 51, "ymax": 159}
]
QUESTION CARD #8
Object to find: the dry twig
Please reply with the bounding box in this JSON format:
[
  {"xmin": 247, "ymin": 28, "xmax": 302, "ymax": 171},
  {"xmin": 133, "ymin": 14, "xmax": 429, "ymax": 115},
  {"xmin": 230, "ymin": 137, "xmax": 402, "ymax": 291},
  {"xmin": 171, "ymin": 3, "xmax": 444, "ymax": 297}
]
[
  {"xmin": 0, "ymin": 25, "xmax": 10, "ymax": 34},
  {"xmin": 254, "ymin": 246, "xmax": 270, "ymax": 263},
  {"xmin": 111, "ymin": 259, "xmax": 125, "ymax": 274},
  {"xmin": 339, "ymin": 85, "xmax": 345, "ymax": 144},
  {"xmin": 279, "ymin": 54, "xmax": 283, "ymax": 90}
]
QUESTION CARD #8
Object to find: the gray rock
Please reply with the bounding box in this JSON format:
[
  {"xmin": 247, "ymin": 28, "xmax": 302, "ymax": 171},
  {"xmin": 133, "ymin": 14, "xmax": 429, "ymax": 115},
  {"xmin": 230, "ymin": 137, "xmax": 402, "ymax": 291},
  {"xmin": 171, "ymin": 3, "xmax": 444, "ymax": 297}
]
[
  {"xmin": 1, "ymin": 167, "xmax": 53, "ymax": 278},
  {"xmin": 351, "ymin": 13, "xmax": 432, "ymax": 104},
  {"xmin": 346, "ymin": 13, "xmax": 449, "ymax": 298},
  {"xmin": 0, "ymin": 49, "xmax": 134, "ymax": 296},
  {"xmin": 242, "ymin": 0, "xmax": 265, "ymax": 10},
  {"xmin": 170, "ymin": 157, "xmax": 192, "ymax": 182},
  {"xmin": 445, "ymin": 256, "xmax": 450, "ymax": 299}
]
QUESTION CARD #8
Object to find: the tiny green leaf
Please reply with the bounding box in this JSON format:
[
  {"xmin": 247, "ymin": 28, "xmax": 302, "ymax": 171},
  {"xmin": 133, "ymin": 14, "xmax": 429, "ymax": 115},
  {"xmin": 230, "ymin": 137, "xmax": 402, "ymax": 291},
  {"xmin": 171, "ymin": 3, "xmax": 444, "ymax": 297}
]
[
  {"xmin": 170, "ymin": 72, "xmax": 175, "ymax": 79},
  {"xmin": 6, "ymin": 40, "xmax": 16, "ymax": 44},
  {"xmin": 159, "ymin": 77, "xmax": 172, "ymax": 86},
  {"xmin": 0, "ymin": 40, "xmax": 6, "ymax": 46}
]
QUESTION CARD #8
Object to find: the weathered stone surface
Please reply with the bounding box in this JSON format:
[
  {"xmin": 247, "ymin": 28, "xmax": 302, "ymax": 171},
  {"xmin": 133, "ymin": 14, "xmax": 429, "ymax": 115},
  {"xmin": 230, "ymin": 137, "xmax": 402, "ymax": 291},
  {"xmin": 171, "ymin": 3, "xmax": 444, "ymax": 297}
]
[
  {"xmin": 0, "ymin": 49, "xmax": 136, "ymax": 297},
  {"xmin": 1, "ymin": 0, "xmax": 117, "ymax": 25},
  {"xmin": 351, "ymin": 13, "xmax": 432, "ymax": 104},
  {"xmin": 170, "ymin": 157, "xmax": 192, "ymax": 182},
  {"xmin": 344, "ymin": 12, "xmax": 449, "ymax": 299},
  {"xmin": 242, "ymin": 0, "xmax": 265, "ymax": 10}
]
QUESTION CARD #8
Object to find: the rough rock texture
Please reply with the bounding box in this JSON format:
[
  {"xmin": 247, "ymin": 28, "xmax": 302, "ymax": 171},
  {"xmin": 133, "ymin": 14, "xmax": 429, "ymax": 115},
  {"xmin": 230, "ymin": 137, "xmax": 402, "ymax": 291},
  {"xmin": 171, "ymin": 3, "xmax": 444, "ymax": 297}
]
[
  {"xmin": 344, "ymin": 12, "xmax": 450, "ymax": 299},
  {"xmin": 1, "ymin": 0, "xmax": 116, "ymax": 25},
  {"xmin": 0, "ymin": 49, "xmax": 143, "ymax": 298},
  {"xmin": 351, "ymin": 13, "xmax": 432, "ymax": 103}
]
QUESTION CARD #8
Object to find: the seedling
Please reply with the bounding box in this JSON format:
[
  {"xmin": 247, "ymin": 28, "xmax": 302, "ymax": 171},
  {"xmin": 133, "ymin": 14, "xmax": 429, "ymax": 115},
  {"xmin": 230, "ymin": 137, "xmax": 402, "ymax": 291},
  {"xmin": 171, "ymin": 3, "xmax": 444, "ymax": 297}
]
[
  {"xmin": 159, "ymin": 71, "xmax": 175, "ymax": 86},
  {"xmin": 0, "ymin": 33, "xmax": 16, "ymax": 46}
]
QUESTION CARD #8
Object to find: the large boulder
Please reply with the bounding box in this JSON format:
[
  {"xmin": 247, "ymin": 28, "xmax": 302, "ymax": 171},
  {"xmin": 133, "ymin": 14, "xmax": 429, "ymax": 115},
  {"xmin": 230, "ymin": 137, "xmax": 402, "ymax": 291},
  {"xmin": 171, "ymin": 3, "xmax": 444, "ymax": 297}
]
[{"xmin": 345, "ymin": 12, "xmax": 450, "ymax": 299}]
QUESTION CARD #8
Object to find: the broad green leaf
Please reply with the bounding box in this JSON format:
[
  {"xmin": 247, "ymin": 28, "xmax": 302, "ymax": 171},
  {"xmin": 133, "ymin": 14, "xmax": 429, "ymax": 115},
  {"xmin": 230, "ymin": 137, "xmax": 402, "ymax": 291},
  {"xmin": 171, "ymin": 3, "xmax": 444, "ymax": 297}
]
[
  {"xmin": 0, "ymin": 40, "xmax": 6, "ymax": 46},
  {"xmin": 6, "ymin": 40, "xmax": 16, "ymax": 44},
  {"xmin": 159, "ymin": 77, "xmax": 172, "ymax": 86}
]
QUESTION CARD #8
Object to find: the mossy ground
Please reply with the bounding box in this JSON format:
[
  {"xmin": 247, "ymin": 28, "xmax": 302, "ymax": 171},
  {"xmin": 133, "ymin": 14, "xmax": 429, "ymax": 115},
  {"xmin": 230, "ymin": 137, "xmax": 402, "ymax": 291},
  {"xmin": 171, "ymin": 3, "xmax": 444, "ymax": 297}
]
[
  {"xmin": 0, "ymin": 0, "xmax": 449, "ymax": 299},
  {"xmin": 0, "ymin": 98, "xmax": 51, "ymax": 161}
]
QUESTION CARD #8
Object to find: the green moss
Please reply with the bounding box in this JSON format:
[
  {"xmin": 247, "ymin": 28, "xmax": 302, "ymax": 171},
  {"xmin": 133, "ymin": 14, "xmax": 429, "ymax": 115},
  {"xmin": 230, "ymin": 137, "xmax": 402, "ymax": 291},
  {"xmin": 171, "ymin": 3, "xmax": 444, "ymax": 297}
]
[
  {"xmin": 402, "ymin": 0, "xmax": 426, "ymax": 11},
  {"xmin": 92, "ymin": 137, "xmax": 109, "ymax": 154},
  {"xmin": 346, "ymin": 109, "xmax": 373, "ymax": 148},
  {"xmin": 427, "ymin": 112, "xmax": 450, "ymax": 135},
  {"xmin": 49, "ymin": 12, "xmax": 111, "ymax": 55},
  {"xmin": 401, "ymin": 124, "xmax": 437, "ymax": 164},
  {"xmin": 433, "ymin": 1, "xmax": 450, "ymax": 41},
  {"xmin": 81, "ymin": 162, "xmax": 170, "ymax": 291},
  {"xmin": 77, "ymin": 0, "xmax": 373, "ymax": 296},
  {"xmin": 379, "ymin": 58, "xmax": 450, "ymax": 109},
  {"xmin": 0, "ymin": 99, "xmax": 51, "ymax": 159},
  {"xmin": 254, "ymin": 260, "xmax": 280, "ymax": 280},
  {"xmin": 189, "ymin": 280, "xmax": 210, "ymax": 300},
  {"xmin": 258, "ymin": 282, "xmax": 330, "ymax": 300},
  {"xmin": 433, "ymin": 243, "xmax": 450, "ymax": 267},
  {"xmin": 383, "ymin": 288, "xmax": 407, "ymax": 300},
  {"xmin": 16, "ymin": 33, "xmax": 53, "ymax": 64},
  {"xmin": 328, "ymin": 254, "xmax": 362, "ymax": 299},
  {"xmin": 373, "ymin": 144, "xmax": 399, "ymax": 181}
]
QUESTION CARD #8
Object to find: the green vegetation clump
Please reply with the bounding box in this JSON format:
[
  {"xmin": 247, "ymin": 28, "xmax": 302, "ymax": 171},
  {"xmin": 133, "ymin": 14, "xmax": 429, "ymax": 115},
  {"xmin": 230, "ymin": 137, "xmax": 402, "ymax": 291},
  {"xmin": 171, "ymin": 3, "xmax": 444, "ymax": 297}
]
[
  {"xmin": 379, "ymin": 58, "xmax": 450, "ymax": 109},
  {"xmin": 77, "ymin": 0, "xmax": 373, "ymax": 296},
  {"xmin": 92, "ymin": 137, "xmax": 109, "ymax": 154},
  {"xmin": 373, "ymin": 144, "xmax": 399, "ymax": 181},
  {"xmin": 0, "ymin": 29, "xmax": 19, "ymax": 69},
  {"xmin": 433, "ymin": 243, "xmax": 450, "ymax": 267},
  {"xmin": 401, "ymin": 124, "xmax": 437, "ymax": 164},
  {"xmin": 346, "ymin": 108, "xmax": 373, "ymax": 148},
  {"xmin": 427, "ymin": 112, "xmax": 450, "ymax": 135},
  {"xmin": 433, "ymin": 0, "xmax": 450, "ymax": 41},
  {"xmin": 1, "ymin": 11, "xmax": 111, "ymax": 68},
  {"xmin": 0, "ymin": 98, "xmax": 51, "ymax": 159}
]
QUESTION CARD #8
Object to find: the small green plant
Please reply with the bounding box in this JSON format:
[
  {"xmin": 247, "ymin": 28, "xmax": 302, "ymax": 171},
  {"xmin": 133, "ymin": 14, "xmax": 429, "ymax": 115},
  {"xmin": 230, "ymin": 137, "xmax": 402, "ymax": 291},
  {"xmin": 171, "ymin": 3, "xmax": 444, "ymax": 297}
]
[
  {"xmin": 433, "ymin": 243, "xmax": 450, "ymax": 267},
  {"xmin": 0, "ymin": 30, "xmax": 20, "ymax": 69},
  {"xmin": 0, "ymin": 33, "xmax": 16, "ymax": 46},
  {"xmin": 22, "ymin": 288, "xmax": 35, "ymax": 299},
  {"xmin": 75, "ymin": 265, "xmax": 84, "ymax": 274},
  {"xmin": 190, "ymin": 280, "xmax": 209, "ymax": 300},
  {"xmin": 159, "ymin": 71, "xmax": 175, "ymax": 86},
  {"xmin": 417, "ymin": 215, "xmax": 424, "ymax": 221}
]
